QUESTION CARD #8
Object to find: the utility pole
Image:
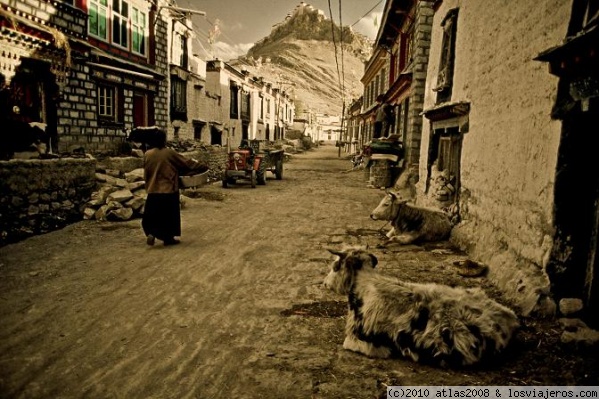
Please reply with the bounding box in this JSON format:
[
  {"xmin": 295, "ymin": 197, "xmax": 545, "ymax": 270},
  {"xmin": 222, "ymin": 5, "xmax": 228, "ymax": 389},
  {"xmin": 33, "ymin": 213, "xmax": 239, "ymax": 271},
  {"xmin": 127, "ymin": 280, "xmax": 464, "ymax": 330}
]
[
  {"xmin": 275, "ymin": 80, "xmax": 295, "ymax": 141},
  {"xmin": 338, "ymin": 101, "xmax": 345, "ymax": 158}
]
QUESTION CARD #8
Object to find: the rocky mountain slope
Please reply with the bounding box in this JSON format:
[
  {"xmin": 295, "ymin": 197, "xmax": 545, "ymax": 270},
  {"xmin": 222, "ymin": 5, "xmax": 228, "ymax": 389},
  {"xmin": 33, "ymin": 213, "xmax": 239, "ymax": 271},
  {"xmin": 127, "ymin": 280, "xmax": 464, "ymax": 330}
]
[{"xmin": 228, "ymin": 4, "xmax": 372, "ymax": 116}]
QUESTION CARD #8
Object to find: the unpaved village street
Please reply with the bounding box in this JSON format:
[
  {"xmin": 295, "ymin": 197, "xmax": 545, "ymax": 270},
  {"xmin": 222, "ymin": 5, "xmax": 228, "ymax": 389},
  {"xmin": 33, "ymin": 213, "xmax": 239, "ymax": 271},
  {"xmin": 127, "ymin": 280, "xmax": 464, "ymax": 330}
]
[{"xmin": 0, "ymin": 144, "xmax": 597, "ymax": 399}]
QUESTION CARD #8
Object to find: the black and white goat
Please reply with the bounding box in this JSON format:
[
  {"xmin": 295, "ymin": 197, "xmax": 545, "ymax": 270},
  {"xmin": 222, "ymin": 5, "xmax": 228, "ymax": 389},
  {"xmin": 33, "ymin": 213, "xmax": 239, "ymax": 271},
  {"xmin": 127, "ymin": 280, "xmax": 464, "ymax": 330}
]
[{"xmin": 323, "ymin": 247, "xmax": 520, "ymax": 367}]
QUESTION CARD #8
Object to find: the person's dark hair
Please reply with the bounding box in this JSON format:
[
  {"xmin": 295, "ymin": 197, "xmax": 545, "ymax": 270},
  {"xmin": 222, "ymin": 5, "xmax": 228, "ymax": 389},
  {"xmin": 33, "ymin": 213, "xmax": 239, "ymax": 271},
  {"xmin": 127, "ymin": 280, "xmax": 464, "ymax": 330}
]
[
  {"xmin": 155, "ymin": 129, "xmax": 167, "ymax": 148},
  {"xmin": 147, "ymin": 128, "xmax": 167, "ymax": 149}
]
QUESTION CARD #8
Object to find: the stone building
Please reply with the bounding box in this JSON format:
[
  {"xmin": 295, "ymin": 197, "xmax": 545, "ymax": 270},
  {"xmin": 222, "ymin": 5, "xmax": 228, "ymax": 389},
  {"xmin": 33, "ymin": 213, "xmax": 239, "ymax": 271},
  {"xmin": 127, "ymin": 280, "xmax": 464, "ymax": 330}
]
[
  {"xmin": 352, "ymin": 0, "xmax": 433, "ymax": 172},
  {"xmin": 204, "ymin": 59, "xmax": 295, "ymax": 151},
  {"xmin": 0, "ymin": 0, "xmax": 169, "ymax": 153},
  {"xmin": 418, "ymin": 0, "xmax": 599, "ymax": 327},
  {"xmin": 374, "ymin": 0, "xmax": 434, "ymax": 171}
]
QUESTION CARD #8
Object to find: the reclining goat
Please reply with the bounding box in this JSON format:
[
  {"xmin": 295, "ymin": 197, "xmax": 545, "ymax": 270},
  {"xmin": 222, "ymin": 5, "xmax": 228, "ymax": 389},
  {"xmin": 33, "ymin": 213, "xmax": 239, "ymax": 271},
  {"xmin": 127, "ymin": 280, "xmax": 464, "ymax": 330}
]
[
  {"xmin": 323, "ymin": 247, "xmax": 520, "ymax": 367},
  {"xmin": 370, "ymin": 191, "xmax": 452, "ymax": 244}
]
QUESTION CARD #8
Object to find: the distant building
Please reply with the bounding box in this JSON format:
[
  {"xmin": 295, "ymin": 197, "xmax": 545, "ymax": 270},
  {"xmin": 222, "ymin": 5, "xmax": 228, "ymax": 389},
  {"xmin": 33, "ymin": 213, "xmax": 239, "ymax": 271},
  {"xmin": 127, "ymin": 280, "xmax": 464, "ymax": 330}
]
[{"xmin": 205, "ymin": 60, "xmax": 294, "ymax": 150}]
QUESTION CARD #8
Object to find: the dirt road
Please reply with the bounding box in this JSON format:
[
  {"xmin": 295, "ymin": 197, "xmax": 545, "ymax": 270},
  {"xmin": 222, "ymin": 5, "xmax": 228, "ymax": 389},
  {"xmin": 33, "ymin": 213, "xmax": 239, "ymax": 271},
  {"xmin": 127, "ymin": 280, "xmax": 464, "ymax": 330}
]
[{"xmin": 0, "ymin": 144, "xmax": 597, "ymax": 399}]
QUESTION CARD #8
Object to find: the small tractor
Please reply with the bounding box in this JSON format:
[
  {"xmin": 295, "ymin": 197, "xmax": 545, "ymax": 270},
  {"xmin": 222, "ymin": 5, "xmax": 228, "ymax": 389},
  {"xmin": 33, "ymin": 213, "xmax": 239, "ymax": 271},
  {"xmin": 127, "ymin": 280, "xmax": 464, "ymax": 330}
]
[{"xmin": 222, "ymin": 140, "xmax": 285, "ymax": 188}]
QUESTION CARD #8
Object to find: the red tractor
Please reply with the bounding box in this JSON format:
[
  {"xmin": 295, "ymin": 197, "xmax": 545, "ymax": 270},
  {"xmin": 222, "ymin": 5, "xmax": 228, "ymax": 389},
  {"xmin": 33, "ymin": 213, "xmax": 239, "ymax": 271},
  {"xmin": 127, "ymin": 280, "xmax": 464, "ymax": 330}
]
[
  {"xmin": 222, "ymin": 141, "xmax": 285, "ymax": 188},
  {"xmin": 222, "ymin": 146, "xmax": 263, "ymax": 188}
]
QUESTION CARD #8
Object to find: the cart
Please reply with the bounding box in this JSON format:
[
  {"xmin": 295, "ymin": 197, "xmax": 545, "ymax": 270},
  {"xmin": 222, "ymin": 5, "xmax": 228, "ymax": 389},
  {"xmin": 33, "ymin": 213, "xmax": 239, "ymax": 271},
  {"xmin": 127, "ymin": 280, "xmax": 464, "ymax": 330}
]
[{"xmin": 248, "ymin": 140, "xmax": 284, "ymax": 184}]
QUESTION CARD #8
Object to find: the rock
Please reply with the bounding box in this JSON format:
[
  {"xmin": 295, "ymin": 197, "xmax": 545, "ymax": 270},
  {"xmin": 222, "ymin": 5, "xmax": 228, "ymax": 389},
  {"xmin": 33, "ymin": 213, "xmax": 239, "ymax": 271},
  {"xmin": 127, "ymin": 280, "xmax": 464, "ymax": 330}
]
[
  {"xmin": 95, "ymin": 201, "xmax": 122, "ymax": 221},
  {"xmin": 104, "ymin": 169, "xmax": 121, "ymax": 178},
  {"xmin": 452, "ymin": 259, "xmax": 488, "ymax": 277},
  {"xmin": 127, "ymin": 181, "xmax": 145, "ymax": 191},
  {"xmin": 124, "ymin": 168, "xmax": 145, "ymax": 183},
  {"xmin": 114, "ymin": 178, "xmax": 128, "ymax": 188},
  {"xmin": 95, "ymin": 173, "xmax": 108, "ymax": 182},
  {"xmin": 102, "ymin": 175, "xmax": 118, "ymax": 185},
  {"xmin": 561, "ymin": 328, "xmax": 599, "ymax": 348},
  {"xmin": 559, "ymin": 298, "xmax": 584, "ymax": 316},
  {"xmin": 125, "ymin": 196, "xmax": 145, "ymax": 211},
  {"xmin": 95, "ymin": 205, "xmax": 109, "ymax": 221},
  {"xmin": 91, "ymin": 185, "xmax": 117, "ymax": 204},
  {"xmin": 558, "ymin": 317, "xmax": 588, "ymax": 331},
  {"xmin": 131, "ymin": 149, "xmax": 144, "ymax": 157},
  {"xmin": 107, "ymin": 207, "xmax": 134, "ymax": 221},
  {"xmin": 86, "ymin": 198, "xmax": 104, "ymax": 208},
  {"xmin": 83, "ymin": 208, "xmax": 96, "ymax": 220},
  {"xmin": 107, "ymin": 189, "xmax": 134, "ymax": 203}
]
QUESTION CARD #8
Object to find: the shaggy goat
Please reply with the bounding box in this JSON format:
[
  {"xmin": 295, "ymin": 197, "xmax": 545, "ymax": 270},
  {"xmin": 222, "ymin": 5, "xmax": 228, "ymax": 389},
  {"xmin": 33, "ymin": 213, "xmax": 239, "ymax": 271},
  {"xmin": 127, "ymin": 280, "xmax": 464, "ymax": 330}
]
[
  {"xmin": 323, "ymin": 247, "xmax": 520, "ymax": 367},
  {"xmin": 370, "ymin": 191, "xmax": 452, "ymax": 244}
]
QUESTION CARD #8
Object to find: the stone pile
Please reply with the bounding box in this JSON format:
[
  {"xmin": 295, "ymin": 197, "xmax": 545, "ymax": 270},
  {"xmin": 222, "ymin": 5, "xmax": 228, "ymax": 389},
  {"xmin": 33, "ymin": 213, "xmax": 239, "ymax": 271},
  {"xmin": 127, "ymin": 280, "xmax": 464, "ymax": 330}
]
[{"xmin": 83, "ymin": 168, "xmax": 147, "ymax": 221}]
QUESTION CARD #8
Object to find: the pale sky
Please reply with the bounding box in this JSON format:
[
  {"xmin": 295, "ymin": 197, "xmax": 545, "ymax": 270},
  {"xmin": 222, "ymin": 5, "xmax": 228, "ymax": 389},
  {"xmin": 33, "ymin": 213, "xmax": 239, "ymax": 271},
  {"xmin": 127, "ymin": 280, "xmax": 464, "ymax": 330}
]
[{"xmin": 180, "ymin": 0, "xmax": 384, "ymax": 61}]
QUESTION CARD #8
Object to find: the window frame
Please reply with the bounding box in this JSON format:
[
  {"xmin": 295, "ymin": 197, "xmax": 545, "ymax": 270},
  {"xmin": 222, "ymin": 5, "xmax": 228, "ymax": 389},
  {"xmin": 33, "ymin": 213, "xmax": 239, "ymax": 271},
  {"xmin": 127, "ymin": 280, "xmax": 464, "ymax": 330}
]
[
  {"xmin": 131, "ymin": 6, "xmax": 147, "ymax": 56},
  {"xmin": 434, "ymin": 8, "xmax": 459, "ymax": 104},
  {"xmin": 97, "ymin": 83, "xmax": 124, "ymax": 125},
  {"xmin": 229, "ymin": 83, "xmax": 239, "ymax": 119},
  {"xmin": 89, "ymin": 0, "xmax": 108, "ymax": 41},
  {"xmin": 170, "ymin": 76, "xmax": 188, "ymax": 121},
  {"xmin": 112, "ymin": 0, "xmax": 129, "ymax": 49}
]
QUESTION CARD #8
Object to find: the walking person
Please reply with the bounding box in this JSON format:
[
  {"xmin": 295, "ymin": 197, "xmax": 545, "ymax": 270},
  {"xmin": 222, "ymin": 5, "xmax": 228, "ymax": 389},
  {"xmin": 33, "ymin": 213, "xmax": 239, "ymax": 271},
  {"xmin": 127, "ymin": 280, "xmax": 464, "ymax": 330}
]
[{"xmin": 142, "ymin": 128, "xmax": 208, "ymax": 246}]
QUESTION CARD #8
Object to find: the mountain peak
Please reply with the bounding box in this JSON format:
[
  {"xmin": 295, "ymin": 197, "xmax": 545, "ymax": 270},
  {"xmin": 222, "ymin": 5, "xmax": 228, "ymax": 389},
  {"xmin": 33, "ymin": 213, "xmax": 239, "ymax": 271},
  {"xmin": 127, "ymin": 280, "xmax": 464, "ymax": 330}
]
[
  {"xmin": 249, "ymin": 2, "xmax": 369, "ymax": 54},
  {"xmin": 230, "ymin": 2, "xmax": 372, "ymax": 115}
]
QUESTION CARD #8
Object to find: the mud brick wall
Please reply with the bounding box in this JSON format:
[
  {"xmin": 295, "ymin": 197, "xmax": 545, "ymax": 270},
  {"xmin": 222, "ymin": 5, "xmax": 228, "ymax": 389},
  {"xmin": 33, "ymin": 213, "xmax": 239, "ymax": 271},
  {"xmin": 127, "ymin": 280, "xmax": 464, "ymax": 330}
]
[
  {"xmin": 0, "ymin": 158, "xmax": 96, "ymax": 246},
  {"xmin": 418, "ymin": 0, "xmax": 571, "ymax": 316},
  {"xmin": 182, "ymin": 147, "xmax": 228, "ymax": 182}
]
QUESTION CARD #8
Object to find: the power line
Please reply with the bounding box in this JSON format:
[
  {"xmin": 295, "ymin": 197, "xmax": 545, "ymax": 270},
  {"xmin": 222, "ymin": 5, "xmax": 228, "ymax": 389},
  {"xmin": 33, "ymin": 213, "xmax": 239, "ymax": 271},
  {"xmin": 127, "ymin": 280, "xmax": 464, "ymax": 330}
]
[
  {"xmin": 327, "ymin": 0, "xmax": 343, "ymax": 103},
  {"xmin": 338, "ymin": 0, "xmax": 345, "ymax": 104},
  {"xmin": 351, "ymin": 0, "xmax": 383, "ymax": 27}
]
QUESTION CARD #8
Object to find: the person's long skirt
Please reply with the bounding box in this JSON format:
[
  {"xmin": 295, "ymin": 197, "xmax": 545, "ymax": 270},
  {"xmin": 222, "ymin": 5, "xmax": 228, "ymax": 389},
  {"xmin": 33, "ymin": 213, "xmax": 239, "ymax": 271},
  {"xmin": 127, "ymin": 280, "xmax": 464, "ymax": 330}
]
[{"xmin": 142, "ymin": 192, "xmax": 181, "ymax": 241}]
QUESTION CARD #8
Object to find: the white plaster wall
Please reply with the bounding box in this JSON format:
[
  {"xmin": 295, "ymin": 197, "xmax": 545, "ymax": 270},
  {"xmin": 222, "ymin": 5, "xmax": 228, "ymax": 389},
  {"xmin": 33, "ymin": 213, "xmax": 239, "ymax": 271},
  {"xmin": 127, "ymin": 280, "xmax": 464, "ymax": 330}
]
[{"xmin": 419, "ymin": 0, "xmax": 571, "ymax": 315}]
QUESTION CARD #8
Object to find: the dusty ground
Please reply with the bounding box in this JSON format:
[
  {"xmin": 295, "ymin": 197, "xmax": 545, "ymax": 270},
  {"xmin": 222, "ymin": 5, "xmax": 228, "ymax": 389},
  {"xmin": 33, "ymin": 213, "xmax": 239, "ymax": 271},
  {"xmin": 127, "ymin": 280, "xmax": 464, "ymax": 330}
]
[{"xmin": 0, "ymin": 144, "xmax": 597, "ymax": 399}]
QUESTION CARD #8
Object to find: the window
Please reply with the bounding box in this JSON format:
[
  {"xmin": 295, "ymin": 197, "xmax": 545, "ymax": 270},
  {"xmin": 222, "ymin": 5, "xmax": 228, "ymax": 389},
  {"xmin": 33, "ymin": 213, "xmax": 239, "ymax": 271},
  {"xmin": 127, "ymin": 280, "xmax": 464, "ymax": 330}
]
[
  {"xmin": 240, "ymin": 91, "xmax": 250, "ymax": 120},
  {"xmin": 112, "ymin": 0, "xmax": 129, "ymax": 48},
  {"xmin": 230, "ymin": 83, "xmax": 239, "ymax": 119},
  {"xmin": 179, "ymin": 33, "xmax": 188, "ymax": 69},
  {"xmin": 398, "ymin": 31, "xmax": 412, "ymax": 72},
  {"xmin": 171, "ymin": 76, "xmax": 187, "ymax": 121},
  {"xmin": 193, "ymin": 122, "xmax": 205, "ymax": 140},
  {"xmin": 132, "ymin": 7, "xmax": 147, "ymax": 55},
  {"xmin": 97, "ymin": 84, "xmax": 123, "ymax": 124},
  {"xmin": 425, "ymin": 125, "xmax": 462, "ymax": 203},
  {"xmin": 89, "ymin": 0, "xmax": 108, "ymax": 40},
  {"xmin": 259, "ymin": 95, "xmax": 264, "ymax": 120},
  {"xmin": 434, "ymin": 8, "xmax": 459, "ymax": 104},
  {"xmin": 436, "ymin": 127, "xmax": 461, "ymax": 174},
  {"xmin": 173, "ymin": 32, "xmax": 188, "ymax": 68}
]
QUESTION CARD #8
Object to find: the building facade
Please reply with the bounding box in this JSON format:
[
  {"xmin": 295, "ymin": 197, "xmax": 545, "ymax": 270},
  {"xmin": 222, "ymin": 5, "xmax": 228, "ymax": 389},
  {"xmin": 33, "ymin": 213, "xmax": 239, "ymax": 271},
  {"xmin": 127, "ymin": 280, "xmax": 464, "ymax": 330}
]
[
  {"xmin": 352, "ymin": 0, "xmax": 433, "ymax": 172},
  {"xmin": 0, "ymin": 0, "xmax": 169, "ymax": 153},
  {"xmin": 0, "ymin": 0, "xmax": 294, "ymax": 157},
  {"xmin": 418, "ymin": 0, "xmax": 599, "ymax": 326},
  {"xmin": 204, "ymin": 60, "xmax": 294, "ymax": 151}
]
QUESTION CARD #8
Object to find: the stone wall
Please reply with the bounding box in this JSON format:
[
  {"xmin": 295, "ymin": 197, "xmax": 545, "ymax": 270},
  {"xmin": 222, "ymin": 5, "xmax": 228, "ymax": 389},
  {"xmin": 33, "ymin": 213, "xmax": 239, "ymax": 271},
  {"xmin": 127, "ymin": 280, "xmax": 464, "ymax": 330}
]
[
  {"xmin": 96, "ymin": 146, "xmax": 227, "ymax": 181},
  {"xmin": 406, "ymin": 0, "xmax": 434, "ymax": 171},
  {"xmin": 0, "ymin": 158, "xmax": 96, "ymax": 246},
  {"xmin": 0, "ymin": 146, "xmax": 227, "ymax": 246}
]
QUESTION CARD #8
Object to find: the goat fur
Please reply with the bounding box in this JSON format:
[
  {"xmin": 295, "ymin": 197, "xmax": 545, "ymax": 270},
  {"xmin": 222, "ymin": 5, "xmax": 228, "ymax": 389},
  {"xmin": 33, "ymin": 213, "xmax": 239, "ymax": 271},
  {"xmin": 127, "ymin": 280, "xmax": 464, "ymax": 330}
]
[
  {"xmin": 370, "ymin": 191, "xmax": 453, "ymax": 244},
  {"xmin": 323, "ymin": 247, "xmax": 520, "ymax": 367}
]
